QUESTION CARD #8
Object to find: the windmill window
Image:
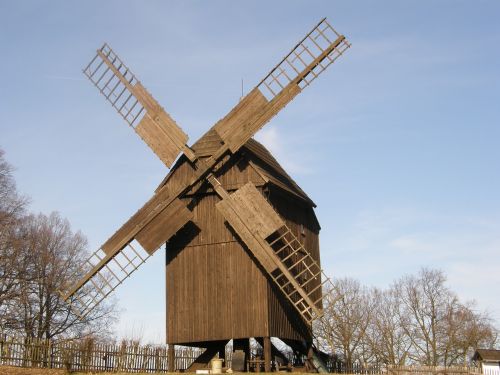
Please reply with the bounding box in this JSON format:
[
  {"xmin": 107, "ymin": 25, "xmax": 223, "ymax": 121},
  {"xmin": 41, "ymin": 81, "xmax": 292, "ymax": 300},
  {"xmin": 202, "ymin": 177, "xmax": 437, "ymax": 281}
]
[{"xmin": 300, "ymin": 224, "xmax": 306, "ymax": 237}]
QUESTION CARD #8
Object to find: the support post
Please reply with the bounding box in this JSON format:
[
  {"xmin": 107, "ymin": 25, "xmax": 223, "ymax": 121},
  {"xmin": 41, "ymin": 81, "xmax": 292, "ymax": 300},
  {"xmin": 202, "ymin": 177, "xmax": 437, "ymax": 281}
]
[
  {"xmin": 218, "ymin": 343, "xmax": 226, "ymax": 366},
  {"xmin": 263, "ymin": 337, "xmax": 272, "ymax": 372},
  {"xmin": 306, "ymin": 343, "xmax": 314, "ymax": 372},
  {"xmin": 168, "ymin": 344, "xmax": 175, "ymax": 372}
]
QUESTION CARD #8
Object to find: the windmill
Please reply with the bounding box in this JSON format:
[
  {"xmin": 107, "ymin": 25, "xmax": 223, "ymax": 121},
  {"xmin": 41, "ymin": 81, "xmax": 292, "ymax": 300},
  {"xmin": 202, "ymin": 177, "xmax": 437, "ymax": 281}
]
[{"xmin": 61, "ymin": 18, "xmax": 350, "ymax": 372}]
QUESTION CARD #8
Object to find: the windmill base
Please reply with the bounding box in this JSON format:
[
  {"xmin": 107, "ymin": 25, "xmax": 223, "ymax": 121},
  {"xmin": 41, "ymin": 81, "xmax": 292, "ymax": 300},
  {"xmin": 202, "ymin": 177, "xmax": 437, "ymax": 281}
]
[{"xmin": 172, "ymin": 337, "xmax": 318, "ymax": 373}]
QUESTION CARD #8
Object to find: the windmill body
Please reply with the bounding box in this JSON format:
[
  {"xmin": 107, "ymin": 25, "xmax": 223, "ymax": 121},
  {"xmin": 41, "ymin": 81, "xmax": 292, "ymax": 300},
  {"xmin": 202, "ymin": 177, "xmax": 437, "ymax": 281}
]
[
  {"xmin": 61, "ymin": 18, "xmax": 351, "ymax": 372},
  {"xmin": 165, "ymin": 136, "xmax": 320, "ymax": 347}
]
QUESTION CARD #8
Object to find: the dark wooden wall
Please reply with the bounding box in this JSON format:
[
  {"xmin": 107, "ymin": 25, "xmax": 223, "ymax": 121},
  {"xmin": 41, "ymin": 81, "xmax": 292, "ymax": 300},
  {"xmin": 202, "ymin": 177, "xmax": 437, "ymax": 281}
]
[
  {"xmin": 165, "ymin": 150, "xmax": 320, "ymax": 346},
  {"xmin": 266, "ymin": 186, "xmax": 321, "ymax": 339}
]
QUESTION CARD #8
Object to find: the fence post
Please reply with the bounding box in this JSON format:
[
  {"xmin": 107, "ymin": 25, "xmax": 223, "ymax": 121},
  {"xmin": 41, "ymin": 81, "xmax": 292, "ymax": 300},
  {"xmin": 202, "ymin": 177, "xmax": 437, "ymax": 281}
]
[
  {"xmin": 0, "ymin": 334, "xmax": 3, "ymax": 365},
  {"xmin": 168, "ymin": 344, "xmax": 175, "ymax": 372}
]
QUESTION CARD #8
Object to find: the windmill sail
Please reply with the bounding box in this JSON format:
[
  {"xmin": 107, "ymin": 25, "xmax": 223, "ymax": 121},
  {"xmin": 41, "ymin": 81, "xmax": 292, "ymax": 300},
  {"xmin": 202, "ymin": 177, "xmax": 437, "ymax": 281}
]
[
  {"xmin": 66, "ymin": 18, "xmax": 349, "ymax": 321},
  {"xmin": 83, "ymin": 43, "xmax": 195, "ymax": 167},
  {"xmin": 61, "ymin": 196, "xmax": 193, "ymax": 317},
  {"xmin": 63, "ymin": 240, "xmax": 150, "ymax": 318},
  {"xmin": 213, "ymin": 18, "xmax": 350, "ymax": 154},
  {"xmin": 212, "ymin": 179, "xmax": 333, "ymax": 325}
]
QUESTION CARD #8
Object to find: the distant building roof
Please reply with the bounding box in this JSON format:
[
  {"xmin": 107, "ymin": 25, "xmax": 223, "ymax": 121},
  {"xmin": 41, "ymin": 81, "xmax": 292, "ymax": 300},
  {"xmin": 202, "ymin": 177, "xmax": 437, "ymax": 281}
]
[{"xmin": 473, "ymin": 349, "xmax": 500, "ymax": 362}]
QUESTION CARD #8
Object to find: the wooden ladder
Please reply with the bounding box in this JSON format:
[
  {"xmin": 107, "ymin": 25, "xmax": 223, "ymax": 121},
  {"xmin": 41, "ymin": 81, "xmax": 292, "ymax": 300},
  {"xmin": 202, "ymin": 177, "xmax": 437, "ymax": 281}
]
[{"xmin": 266, "ymin": 225, "xmax": 332, "ymax": 324}]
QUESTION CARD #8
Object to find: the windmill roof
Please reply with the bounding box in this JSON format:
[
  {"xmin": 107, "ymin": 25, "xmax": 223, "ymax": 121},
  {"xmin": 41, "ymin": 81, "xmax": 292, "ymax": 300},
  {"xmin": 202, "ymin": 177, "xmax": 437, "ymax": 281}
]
[
  {"xmin": 156, "ymin": 129, "xmax": 316, "ymax": 207},
  {"xmin": 242, "ymin": 138, "xmax": 316, "ymax": 207},
  {"xmin": 472, "ymin": 349, "xmax": 500, "ymax": 362}
]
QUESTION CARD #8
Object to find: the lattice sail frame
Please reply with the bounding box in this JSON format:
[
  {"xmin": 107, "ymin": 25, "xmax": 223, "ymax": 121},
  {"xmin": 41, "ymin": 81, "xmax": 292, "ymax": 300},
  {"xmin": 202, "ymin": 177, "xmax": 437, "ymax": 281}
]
[
  {"xmin": 83, "ymin": 44, "xmax": 145, "ymax": 127},
  {"xmin": 83, "ymin": 43, "xmax": 194, "ymax": 167},
  {"xmin": 64, "ymin": 240, "xmax": 150, "ymax": 318},
  {"xmin": 267, "ymin": 225, "xmax": 334, "ymax": 323},
  {"xmin": 257, "ymin": 18, "xmax": 351, "ymax": 100}
]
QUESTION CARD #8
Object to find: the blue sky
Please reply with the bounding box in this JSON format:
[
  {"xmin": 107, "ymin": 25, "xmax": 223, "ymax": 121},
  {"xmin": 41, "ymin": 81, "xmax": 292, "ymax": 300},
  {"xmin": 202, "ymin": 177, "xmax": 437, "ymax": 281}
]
[{"xmin": 1, "ymin": 1, "xmax": 499, "ymax": 343}]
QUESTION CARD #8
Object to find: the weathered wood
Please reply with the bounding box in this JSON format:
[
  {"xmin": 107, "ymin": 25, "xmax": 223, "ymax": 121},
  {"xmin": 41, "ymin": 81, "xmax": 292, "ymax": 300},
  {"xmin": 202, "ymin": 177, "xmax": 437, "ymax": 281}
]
[
  {"xmin": 100, "ymin": 186, "xmax": 173, "ymax": 255},
  {"xmin": 191, "ymin": 128, "xmax": 224, "ymax": 158},
  {"xmin": 229, "ymin": 182, "xmax": 284, "ymax": 238},
  {"xmin": 216, "ymin": 196, "xmax": 278, "ymax": 273},
  {"xmin": 222, "ymin": 84, "xmax": 301, "ymax": 154},
  {"xmin": 70, "ymin": 19, "xmax": 352, "ymax": 346},
  {"xmin": 166, "ymin": 146, "xmax": 318, "ymax": 345},
  {"xmin": 134, "ymin": 82, "xmax": 195, "ymax": 161},
  {"xmin": 0, "ymin": 334, "xmax": 205, "ymax": 372},
  {"xmin": 135, "ymin": 114, "xmax": 185, "ymax": 169},
  {"xmin": 215, "ymin": 182, "xmax": 321, "ymax": 324},
  {"xmin": 93, "ymin": 48, "xmax": 191, "ymax": 167},
  {"xmin": 135, "ymin": 198, "xmax": 193, "ymax": 254},
  {"xmin": 219, "ymin": 211, "xmax": 318, "ymax": 323},
  {"xmin": 186, "ymin": 341, "xmax": 227, "ymax": 372},
  {"xmin": 263, "ymin": 336, "xmax": 272, "ymax": 373},
  {"xmin": 168, "ymin": 345, "xmax": 175, "ymax": 372},
  {"xmin": 214, "ymin": 88, "xmax": 268, "ymax": 143}
]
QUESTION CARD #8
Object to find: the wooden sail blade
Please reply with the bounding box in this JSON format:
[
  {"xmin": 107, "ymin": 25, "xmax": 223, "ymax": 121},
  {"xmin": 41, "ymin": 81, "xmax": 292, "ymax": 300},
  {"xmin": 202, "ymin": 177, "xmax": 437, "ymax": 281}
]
[
  {"xmin": 135, "ymin": 198, "xmax": 193, "ymax": 253},
  {"xmin": 61, "ymin": 240, "xmax": 151, "ymax": 319},
  {"xmin": 213, "ymin": 180, "xmax": 323, "ymax": 324},
  {"xmin": 60, "ymin": 196, "xmax": 193, "ymax": 316},
  {"xmin": 212, "ymin": 88, "xmax": 269, "ymax": 149},
  {"xmin": 257, "ymin": 18, "xmax": 351, "ymax": 98},
  {"xmin": 213, "ymin": 18, "xmax": 350, "ymax": 154},
  {"xmin": 214, "ymin": 181, "xmax": 283, "ymax": 273},
  {"xmin": 83, "ymin": 43, "xmax": 195, "ymax": 167}
]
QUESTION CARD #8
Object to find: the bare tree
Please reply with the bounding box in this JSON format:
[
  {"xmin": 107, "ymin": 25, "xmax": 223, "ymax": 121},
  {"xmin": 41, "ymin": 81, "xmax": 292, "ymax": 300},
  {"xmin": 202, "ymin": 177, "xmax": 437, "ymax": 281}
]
[
  {"xmin": 0, "ymin": 149, "xmax": 29, "ymax": 322},
  {"xmin": 5, "ymin": 212, "xmax": 117, "ymax": 339},
  {"xmin": 367, "ymin": 287, "xmax": 412, "ymax": 365},
  {"xmin": 0, "ymin": 149, "xmax": 117, "ymax": 339},
  {"xmin": 394, "ymin": 268, "xmax": 452, "ymax": 365},
  {"xmin": 314, "ymin": 278, "xmax": 374, "ymax": 365},
  {"xmin": 314, "ymin": 268, "xmax": 498, "ymax": 367},
  {"xmin": 0, "ymin": 149, "xmax": 27, "ymax": 226},
  {"xmin": 393, "ymin": 267, "xmax": 498, "ymax": 366},
  {"xmin": 442, "ymin": 301, "xmax": 497, "ymax": 365}
]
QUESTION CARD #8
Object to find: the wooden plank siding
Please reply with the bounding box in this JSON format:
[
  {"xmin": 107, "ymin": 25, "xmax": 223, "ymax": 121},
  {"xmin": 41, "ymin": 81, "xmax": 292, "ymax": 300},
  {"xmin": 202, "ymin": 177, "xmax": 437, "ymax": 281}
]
[
  {"xmin": 266, "ymin": 186, "xmax": 321, "ymax": 341},
  {"xmin": 164, "ymin": 141, "xmax": 320, "ymax": 346}
]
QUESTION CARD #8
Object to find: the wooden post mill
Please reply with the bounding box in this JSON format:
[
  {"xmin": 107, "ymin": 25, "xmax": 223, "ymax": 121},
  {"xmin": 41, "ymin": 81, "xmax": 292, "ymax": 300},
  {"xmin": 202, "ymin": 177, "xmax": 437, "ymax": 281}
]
[{"xmin": 61, "ymin": 18, "xmax": 351, "ymax": 372}]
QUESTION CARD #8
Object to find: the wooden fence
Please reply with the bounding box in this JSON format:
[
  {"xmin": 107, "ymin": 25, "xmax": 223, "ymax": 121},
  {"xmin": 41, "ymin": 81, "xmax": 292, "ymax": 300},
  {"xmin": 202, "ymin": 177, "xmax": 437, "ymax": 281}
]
[
  {"xmin": 0, "ymin": 335, "xmax": 202, "ymax": 372},
  {"xmin": 0, "ymin": 335, "xmax": 483, "ymax": 374},
  {"xmin": 386, "ymin": 365, "xmax": 481, "ymax": 375},
  {"xmin": 327, "ymin": 364, "xmax": 481, "ymax": 375}
]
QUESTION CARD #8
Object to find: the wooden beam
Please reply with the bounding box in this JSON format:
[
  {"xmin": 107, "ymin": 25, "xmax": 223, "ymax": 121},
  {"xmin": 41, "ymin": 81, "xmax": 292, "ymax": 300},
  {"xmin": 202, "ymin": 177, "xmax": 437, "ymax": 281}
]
[
  {"xmin": 263, "ymin": 336, "xmax": 272, "ymax": 372},
  {"xmin": 135, "ymin": 198, "xmax": 193, "ymax": 254},
  {"xmin": 187, "ymin": 341, "xmax": 229, "ymax": 372},
  {"xmin": 95, "ymin": 49, "xmax": 194, "ymax": 167},
  {"xmin": 168, "ymin": 344, "xmax": 175, "ymax": 372}
]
